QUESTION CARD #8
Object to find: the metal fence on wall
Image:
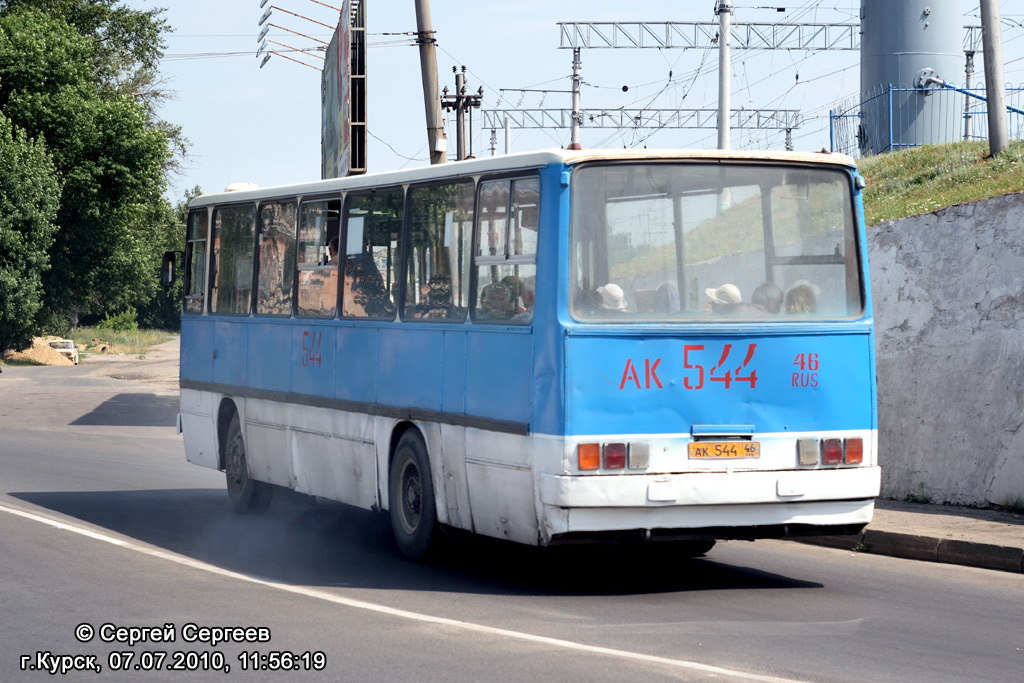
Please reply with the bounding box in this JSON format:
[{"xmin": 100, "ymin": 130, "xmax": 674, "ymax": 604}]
[{"xmin": 830, "ymin": 83, "xmax": 1024, "ymax": 157}]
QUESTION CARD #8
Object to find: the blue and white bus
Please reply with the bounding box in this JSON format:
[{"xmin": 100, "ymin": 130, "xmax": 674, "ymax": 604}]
[{"xmin": 168, "ymin": 148, "xmax": 879, "ymax": 559}]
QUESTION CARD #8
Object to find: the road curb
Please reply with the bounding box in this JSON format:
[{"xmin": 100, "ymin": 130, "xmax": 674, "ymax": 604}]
[
  {"xmin": 795, "ymin": 532, "xmax": 1024, "ymax": 573},
  {"xmin": 794, "ymin": 532, "xmax": 1019, "ymax": 573}
]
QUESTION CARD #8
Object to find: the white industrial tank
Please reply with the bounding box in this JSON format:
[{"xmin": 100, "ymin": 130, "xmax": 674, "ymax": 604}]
[{"xmin": 859, "ymin": 0, "xmax": 964, "ymax": 154}]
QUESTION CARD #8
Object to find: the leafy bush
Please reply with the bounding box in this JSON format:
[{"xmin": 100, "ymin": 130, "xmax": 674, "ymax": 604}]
[
  {"xmin": 96, "ymin": 307, "xmax": 139, "ymax": 333},
  {"xmin": 39, "ymin": 310, "xmax": 72, "ymax": 339}
]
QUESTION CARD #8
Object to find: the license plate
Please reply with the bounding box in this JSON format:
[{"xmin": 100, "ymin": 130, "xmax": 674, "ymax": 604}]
[{"xmin": 688, "ymin": 441, "xmax": 761, "ymax": 459}]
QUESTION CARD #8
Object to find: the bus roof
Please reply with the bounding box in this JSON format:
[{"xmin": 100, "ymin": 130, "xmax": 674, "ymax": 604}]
[{"xmin": 188, "ymin": 147, "xmax": 858, "ymax": 208}]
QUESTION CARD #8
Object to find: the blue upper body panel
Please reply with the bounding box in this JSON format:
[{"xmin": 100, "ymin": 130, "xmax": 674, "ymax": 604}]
[
  {"xmin": 179, "ymin": 156, "xmax": 875, "ymax": 439},
  {"xmin": 563, "ymin": 325, "xmax": 875, "ymax": 436}
]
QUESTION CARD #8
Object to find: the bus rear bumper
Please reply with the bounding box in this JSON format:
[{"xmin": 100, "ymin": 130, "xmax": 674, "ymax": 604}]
[{"xmin": 537, "ymin": 467, "xmax": 880, "ymax": 544}]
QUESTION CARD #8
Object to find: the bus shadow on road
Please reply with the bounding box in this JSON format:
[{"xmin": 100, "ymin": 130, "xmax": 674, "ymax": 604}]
[
  {"xmin": 69, "ymin": 393, "xmax": 178, "ymax": 427},
  {"xmin": 9, "ymin": 488, "xmax": 822, "ymax": 596}
]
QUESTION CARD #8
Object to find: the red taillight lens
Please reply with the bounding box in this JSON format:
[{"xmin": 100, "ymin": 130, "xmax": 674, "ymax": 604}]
[
  {"xmin": 578, "ymin": 443, "xmax": 600, "ymax": 470},
  {"xmin": 845, "ymin": 438, "xmax": 864, "ymax": 464},
  {"xmin": 822, "ymin": 438, "xmax": 843, "ymax": 465},
  {"xmin": 604, "ymin": 443, "xmax": 626, "ymax": 469}
]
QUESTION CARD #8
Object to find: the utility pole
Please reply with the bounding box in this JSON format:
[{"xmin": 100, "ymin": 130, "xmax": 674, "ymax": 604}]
[
  {"xmin": 570, "ymin": 48, "xmax": 583, "ymax": 150},
  {"xmin": 717, "ymin": 1, "xmax": 733, "ymax": 150},
  {"xmin": 441, "ymin": 66, "xmax": 483, "ymax": 160},
  {"xmin": 980, "ymin": 0, "xmax": 1008, "ymax": 156},
  {"xmin": 964, "ymin": 50, "xmax": 975, "ymax": 140},
  {"xmin": 413, "ymin": 0, "xmax": 446, "ymax": 164},
  {"xmin": 488, "ymin": 117, "xmax": 513, "ymax": 156}
]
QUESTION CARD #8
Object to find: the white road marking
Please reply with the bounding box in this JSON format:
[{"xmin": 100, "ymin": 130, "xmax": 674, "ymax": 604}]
[{"xmin": 1, "ymin": 503, "xmax": 806, "ymax": 683}]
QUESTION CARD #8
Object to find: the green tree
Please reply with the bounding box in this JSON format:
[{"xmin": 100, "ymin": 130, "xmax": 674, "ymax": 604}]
[
  {"xmin": 0, "ymin": 7, "xmax": 174, "ymax": 328},
  {"xmin": 136, "ymin": 186, "xmax": 200, "ymax": 331},
  {"xmin": 0, "ymin": 113, "xmax": 60, "ymax": 356},
  {"xmin": 0, "ymin": 0, "xmax": 169, "ymax": 96}
]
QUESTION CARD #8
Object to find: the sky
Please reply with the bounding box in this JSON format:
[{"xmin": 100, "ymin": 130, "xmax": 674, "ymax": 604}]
[{"xmin": 128, "ymin": 0, "xmax": 1024, "ymax": 202}]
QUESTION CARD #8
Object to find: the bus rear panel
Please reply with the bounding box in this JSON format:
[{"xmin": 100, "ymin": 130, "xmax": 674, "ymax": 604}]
[{"xmin": 540, "ymin": 157, "xmax": 878, "ymax": 544}]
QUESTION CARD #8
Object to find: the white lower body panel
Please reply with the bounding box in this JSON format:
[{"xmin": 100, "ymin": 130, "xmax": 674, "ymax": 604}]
[
  {"xmin": 537, "ymin": 467, "xmax": 880, "ymax": 544},
  {"xmin": 543, "ymin": 499, "xmax": 875, "ymax": 544},
  {"xmin": 179, "ymin": 387, "xmax": 879, "ymax": 548}
]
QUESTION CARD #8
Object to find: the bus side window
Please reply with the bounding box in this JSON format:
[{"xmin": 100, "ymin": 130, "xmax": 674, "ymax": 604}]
[
  {"xmin": 472, "ymin": 177, "xmax": 539, "ymax": 324},
  {"xmin": 342, "ymin": 188, "xmax": 401, "ymax": 319},
  {"xmin": 210, "ymin": 204, "xmax": 256, "ymax": 315},
  {"xmin": 184, "ymin": 209, "xmax": 209, "ymax": 314},
  {"xmin": 403, "ymin": 181, "xmax": 474, "ymax": 321},
  {"xmin": 256, "ymin": 200, "xmax": 297, "ymax": 316},
  {"xmin": 297, "ymin": 198, "xmax": 341, "ymax": 317}
]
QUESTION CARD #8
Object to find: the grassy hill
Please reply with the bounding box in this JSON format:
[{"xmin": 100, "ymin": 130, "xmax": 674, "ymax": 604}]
[{"xmin": 858, "ymin": 140, "xmax": 1024, "ymax": 227}]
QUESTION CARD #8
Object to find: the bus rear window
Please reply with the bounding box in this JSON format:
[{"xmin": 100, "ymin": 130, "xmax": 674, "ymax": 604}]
[{"xmin": 570, "ymin": 163, "xmax": 863, "ymax": 322}]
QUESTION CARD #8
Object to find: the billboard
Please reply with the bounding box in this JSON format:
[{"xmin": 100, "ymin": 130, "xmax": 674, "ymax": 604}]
[{"xmin": 321, "ymin": 0, "xmax": 351, "ymax": 179}]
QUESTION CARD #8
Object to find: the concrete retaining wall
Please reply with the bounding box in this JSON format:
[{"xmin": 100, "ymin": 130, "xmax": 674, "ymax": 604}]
[{"xmin": 870, "ymin": 192, "xmax": 1024, "ymax": 507}]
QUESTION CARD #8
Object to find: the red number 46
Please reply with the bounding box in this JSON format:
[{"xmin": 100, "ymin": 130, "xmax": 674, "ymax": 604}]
[{"xmin": 793, "ymin": 353, "xmax": 819, "ymax": 371}]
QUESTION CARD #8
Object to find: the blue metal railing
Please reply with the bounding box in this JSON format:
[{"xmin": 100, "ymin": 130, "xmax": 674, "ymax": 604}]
[{"xmin": 829, "ymin": 83, "xmax": 1024, "ymax": 156}]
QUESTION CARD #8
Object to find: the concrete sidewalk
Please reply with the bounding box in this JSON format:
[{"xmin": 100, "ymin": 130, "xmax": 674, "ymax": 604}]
[{"xmin": 798, "ymin": 498, "xmax": 1024, "ymax": 573}]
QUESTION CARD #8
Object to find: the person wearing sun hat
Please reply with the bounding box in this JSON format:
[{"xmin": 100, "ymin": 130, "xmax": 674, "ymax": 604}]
[
  {"xmin": 704, "ymin": 282, "xmax": 745, "ymax": 315},
  {"xmin": 596, "ymin": 283, "xmax": 627, "ymax": 311},
  {"xmin": 705, "ymin": 283, "xmax": 741, "ymax": 304}
]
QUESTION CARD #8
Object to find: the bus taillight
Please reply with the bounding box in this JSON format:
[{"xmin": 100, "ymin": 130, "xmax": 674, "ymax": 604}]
[
  {"xmin": 822, "ymin": 439, "xmax": 844, "ymax": 465},
  {"xmin": 577, "ymin": 442, "xmax": 650, "ymax": 471},
  {"xmin": 628, "ymin": 442, "xmax": 650, "ymax": 469},
  {"xmin": 604, "ymin": 443, "xmax": 626, "ymax": 469},
  {"xmin": 798, "ymin": 437, "xmax": 865, "ymax": 467},
  {"xmin": 798, "ymin": 438, "xmax": 819, "ymax": 466},
  {"xmin": 578, "ymin": 443, "xmax": 601, "ymax": 470},
  {"xmin": 845, "ymin": 438, "xmax": 864, "ymax": 464}
]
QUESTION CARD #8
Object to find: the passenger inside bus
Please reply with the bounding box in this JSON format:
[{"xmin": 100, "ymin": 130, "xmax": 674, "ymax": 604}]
[
  {"xmin": 328, "ymin": 237, "xmax": 339, "ymax": 266},
  {"xmin": 785, "ymin": 283, "xmax": 818, "ymax": 314},
  {"xmin": 512, "ymin": 277, "xmax": 535, "ymax": 322},
  {"xmin": 478, "ymin": 280, "xmax": 517, "ymax": 319},
  {"xmin": 705, "ymin": 283, "xmax": 743, "ymax": 314},
  {"xmin": 343, "ymin": 252, "xmax": 393, "ymax": 318},
  {"xmin": 751, "ymin": 282, "xmax": 783, "ymax": 314},
  {"xmin": 596, "ymin": 283, "xmax": 627, "ymax": 311},
  {"xmin": 416, "ymin": 276, "xmax": 454, "ymax": 319},
  {"xmin": 654, "ymin": 281, "xmax": 679, "ymax": 313}
]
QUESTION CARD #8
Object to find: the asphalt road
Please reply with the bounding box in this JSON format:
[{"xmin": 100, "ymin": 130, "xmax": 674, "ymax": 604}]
[{"xmin": 1, "ymin": 363, "xmax": 1022, "ymax": 683}]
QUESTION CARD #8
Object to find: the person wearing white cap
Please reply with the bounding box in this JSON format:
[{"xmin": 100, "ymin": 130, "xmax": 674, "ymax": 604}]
[
  {"xmin": 705, "ymin": 283, "xmax": 742, "ymax": 313},
  {"xmin": 705, "ymin": 283, "xmax": 741, "ymax": 304},
  {"xmin": 596, "ymin": 283, "xmax": 627, "ymax": 311}
]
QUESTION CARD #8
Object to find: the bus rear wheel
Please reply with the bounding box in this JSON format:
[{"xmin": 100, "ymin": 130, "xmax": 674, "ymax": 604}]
[
  {"xmin": 389, "ymin": 431, "xmax": 438, "ymax": 561},
  {"xmin": 224, "ymin": 413, "xmax": 272, "ymax": 513}
]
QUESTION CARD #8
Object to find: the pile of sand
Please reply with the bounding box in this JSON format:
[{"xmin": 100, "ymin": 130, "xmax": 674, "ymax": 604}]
[{"xmin": 2, "ymin": 337, "xmax": 75, "ymax": 366}]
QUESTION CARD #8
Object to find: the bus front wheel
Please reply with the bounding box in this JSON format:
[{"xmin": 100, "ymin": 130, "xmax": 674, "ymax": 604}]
[
  {"xmin": 389, "ymin": 431, "xmax": 438, "ymax": 560},
  {"xmin": 224, "ymin": 414, "xmax": 272, "ymax": 514}
]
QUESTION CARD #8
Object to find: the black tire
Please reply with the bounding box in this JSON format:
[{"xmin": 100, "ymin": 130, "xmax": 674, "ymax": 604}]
[
  {"xmin": 224, "ymin": 413, "xmax": 272, "ymax": 514},
  {"xmin": 389, "ymin": 431, "xmax": 438, "ymax": 560}
]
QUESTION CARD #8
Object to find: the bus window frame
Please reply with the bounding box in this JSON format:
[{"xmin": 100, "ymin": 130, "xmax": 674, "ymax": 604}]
[
  {"xmin": 295, "ymin": 192, "xmax": 344, "ymax": 319},
  {"xmin": 183, "ymin": 207, "xmax": 210, "ymax": 315},
  {"xmin": 254, "ymin": 197, "xmax": 300, "ymax": 318},
  {"xmin": 340, "ymin": 184, "xmax": 405, "ymax": 321},
  {"xmin": 208, "ymin": 201, "xmax": 258, "ymax": 317},
  {"xmin": 567, "ymin": 159, "xmax": 865, "ymax": 324},
  {"xmin": 470, "ymin": 173, "xmax": 540, "ymax": 325},
  {"xmin": 399, "ymin": 177, "xmax": 476, "ymax": 324}
]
